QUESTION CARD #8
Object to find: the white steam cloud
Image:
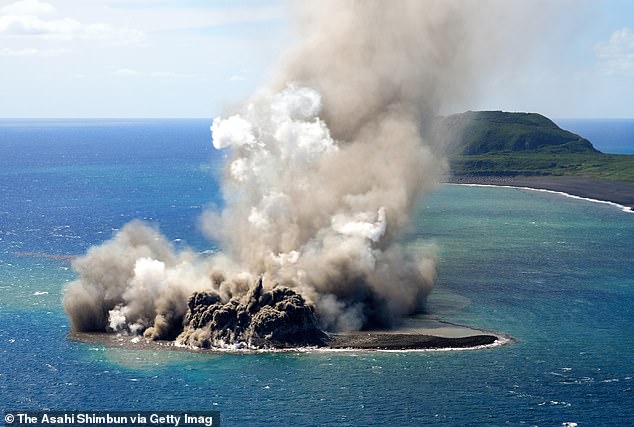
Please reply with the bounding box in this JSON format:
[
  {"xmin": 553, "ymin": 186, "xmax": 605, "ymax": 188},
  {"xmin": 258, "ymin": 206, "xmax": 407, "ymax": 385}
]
[{"xmin": 202, "ymin": 82, "xmax": 441, "ymax": 331}]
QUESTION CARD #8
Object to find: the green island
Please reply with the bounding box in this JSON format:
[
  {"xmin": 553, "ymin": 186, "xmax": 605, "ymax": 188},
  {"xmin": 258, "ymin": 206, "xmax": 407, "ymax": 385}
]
[{"xmin": 439, "ymin": 110, "xmax": 634, "ymax": 209}]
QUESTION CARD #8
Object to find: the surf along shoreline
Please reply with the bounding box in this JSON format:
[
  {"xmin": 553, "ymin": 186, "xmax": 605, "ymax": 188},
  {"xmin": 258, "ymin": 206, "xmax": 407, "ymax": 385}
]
[
  {"xmin": 69, "ymin": 327, "xmax": 512, "ymax": 354},
  {"xmin": 448, "ymin": 175, "xmax": 634, "ymax": 213}
]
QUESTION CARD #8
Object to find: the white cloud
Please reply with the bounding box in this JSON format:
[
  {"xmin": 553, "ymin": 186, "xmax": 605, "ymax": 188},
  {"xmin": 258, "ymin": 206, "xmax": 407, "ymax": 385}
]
[
  {"xmin": 81, "ymin": 22, "xmax": 145, "ymax": 45},
  {"xmin": 113, "ymin": 68, "xmax": 141, "ymax": 77},
  {"xmin": 0, "ymin": 0, "xmax": 55, "ymax": 16},
  {"xmin": 595, "ymin": 28, "xmax": 634, "ymax": 76},
  {"xmin": 0, "ymin": 15, "xmax": 80, "ymax": 36},
  {"xmin": 0, "ymin": 2, "xmax": 146, "ymax": 45},
  {"xmin": 0, "ymin": 46, "xmax": 70, "ymax": 56}
]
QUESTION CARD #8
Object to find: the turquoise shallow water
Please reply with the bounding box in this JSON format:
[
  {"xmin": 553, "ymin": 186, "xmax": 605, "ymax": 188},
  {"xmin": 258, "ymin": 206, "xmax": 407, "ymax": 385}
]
[{"xmin": 1, "ymin": 120, "xmax": 633, "ymax": 426}]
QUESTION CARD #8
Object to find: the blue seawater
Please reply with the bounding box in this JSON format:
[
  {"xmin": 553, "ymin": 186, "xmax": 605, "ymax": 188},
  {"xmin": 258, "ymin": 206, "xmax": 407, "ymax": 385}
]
[
  {"xmin": 556, "ymin": 118, "xmax": 634, "ymax": 154},
  {"xmin": 1, "ymin": 120, "xmax": 633, "ymax": 426}
]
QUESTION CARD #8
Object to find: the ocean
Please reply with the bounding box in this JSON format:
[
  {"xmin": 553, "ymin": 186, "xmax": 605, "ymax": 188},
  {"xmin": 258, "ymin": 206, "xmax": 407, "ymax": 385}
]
[
  {"xmin": 1, "ymin": 119, "xmax": 633, "ymax": 426},
  {"xmin": 555, "ymin": 118, "xmax": 634, "ymax": 154}
]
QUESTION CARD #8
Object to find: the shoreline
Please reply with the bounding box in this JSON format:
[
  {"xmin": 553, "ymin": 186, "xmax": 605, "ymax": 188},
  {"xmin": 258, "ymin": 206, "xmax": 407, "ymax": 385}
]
[
  {"xmin": 448, "ymin": 175, "xmax": 634, "ymax": 212},
  {"xmin": 69, "ymin": 327, "xmax": 512, "ymax": 354}
]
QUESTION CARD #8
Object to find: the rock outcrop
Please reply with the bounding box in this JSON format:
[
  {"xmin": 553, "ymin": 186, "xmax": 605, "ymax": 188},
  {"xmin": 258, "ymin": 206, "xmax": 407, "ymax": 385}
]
[{"xmin": 177, "ymin": 278, "xmax": 330, "ymax": 348}]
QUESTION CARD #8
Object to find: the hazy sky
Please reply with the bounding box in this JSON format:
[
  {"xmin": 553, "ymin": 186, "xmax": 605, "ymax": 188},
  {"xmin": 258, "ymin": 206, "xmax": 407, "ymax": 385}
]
[{"xmin": 1, "ymin": 0, "xmax": 634, "ymax": 118}]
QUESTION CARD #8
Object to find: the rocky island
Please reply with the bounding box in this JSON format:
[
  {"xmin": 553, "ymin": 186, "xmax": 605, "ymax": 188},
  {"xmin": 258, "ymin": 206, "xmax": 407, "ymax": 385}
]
[{"xmin": 70, "ymin": 277, "xmax": 504, "ymax": 352}]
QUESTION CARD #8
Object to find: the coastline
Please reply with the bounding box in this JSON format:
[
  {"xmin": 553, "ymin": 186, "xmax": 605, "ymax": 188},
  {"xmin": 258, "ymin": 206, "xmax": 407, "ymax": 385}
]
[
  {"xmin": 326, "ymin": 332, "xmax": 499, "ymax": 351},
  {"xmin": 69, "ymin": 326, "xmax": 511, "ymax": 354},
  {"xmin": 448, "ymin": 175, "xmax": 634, "ymax": 212}
]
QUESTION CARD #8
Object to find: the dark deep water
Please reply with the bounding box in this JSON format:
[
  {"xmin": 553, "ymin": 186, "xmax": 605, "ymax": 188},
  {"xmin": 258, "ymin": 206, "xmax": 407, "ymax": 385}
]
[{"xmin": 556, "ymin": 118, "xmax": 634, "ymax": 154}]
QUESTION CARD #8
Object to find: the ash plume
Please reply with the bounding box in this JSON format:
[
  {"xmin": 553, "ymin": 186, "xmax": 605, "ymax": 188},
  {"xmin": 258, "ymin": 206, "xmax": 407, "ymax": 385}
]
[{"xmin": 64, "ymin": 0, "xmax": 550, "ymax": 347}]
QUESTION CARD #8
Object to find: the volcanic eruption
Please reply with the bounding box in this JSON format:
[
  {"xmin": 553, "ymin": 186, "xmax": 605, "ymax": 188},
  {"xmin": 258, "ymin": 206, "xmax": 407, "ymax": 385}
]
[{"xmin": 63, "ymin": 0, "xmax": 545, "ymax": 348}]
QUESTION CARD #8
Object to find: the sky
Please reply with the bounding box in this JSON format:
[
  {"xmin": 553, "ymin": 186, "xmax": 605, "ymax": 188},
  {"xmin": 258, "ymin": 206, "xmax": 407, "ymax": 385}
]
[{"xmin": 1, "ymin": 0, "xmax": 634, "ymax": 119}]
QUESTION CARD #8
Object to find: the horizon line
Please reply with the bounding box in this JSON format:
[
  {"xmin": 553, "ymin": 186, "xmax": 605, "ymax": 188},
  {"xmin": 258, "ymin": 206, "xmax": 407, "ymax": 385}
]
[
  {"xmin": 2, "ymin": 116, "xmax": 634, "ymax": 120},
  {"xmin": 0, "ymin": 117, "xmax": 214, "ymax": 120}
]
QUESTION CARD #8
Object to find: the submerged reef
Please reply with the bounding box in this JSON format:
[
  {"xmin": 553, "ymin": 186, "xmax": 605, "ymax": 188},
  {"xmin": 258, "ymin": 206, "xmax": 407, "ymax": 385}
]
[{"xmin": 177, "ymin": 278, "xmax": 330, "ymax": 348}]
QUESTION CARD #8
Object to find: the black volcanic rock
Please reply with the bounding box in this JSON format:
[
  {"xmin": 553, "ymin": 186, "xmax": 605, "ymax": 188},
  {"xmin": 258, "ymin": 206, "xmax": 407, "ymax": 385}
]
[
  {"xmin": 328, "ymin": 333, "xmax": 498, "ymax": 350},
  {"xmin": 178, "ymin": 278, "xmax": 330, "ymax": 348}
]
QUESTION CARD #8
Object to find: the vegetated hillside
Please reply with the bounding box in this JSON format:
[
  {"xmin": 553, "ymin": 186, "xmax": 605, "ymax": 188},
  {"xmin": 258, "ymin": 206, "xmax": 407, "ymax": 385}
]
[
  {"xmin": 441, "ymin": 111, "xmax": 634, "ymax": 183},
  {"xmin": 440, "ymin": 111, "xmax": 598, "ymax": 155}
]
